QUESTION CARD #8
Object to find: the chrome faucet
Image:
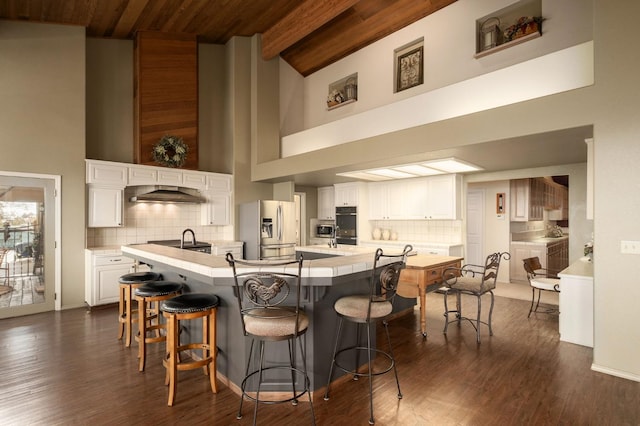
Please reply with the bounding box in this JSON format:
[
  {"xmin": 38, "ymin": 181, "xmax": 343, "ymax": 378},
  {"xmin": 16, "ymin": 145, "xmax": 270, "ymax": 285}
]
[
  {"xmin": 181, "ymin": 228, "xmax": 196, "ymax": 249},
  {"xmin": 329, "ymin": 226, "xmax": 339, "ymax": 248}
]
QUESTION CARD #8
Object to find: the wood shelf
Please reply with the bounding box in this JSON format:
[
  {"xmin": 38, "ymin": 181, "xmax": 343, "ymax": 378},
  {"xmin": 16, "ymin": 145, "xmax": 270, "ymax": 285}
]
[{"xmin": 474, "ymin": 31, "xmax": 541, "ymax": 58}]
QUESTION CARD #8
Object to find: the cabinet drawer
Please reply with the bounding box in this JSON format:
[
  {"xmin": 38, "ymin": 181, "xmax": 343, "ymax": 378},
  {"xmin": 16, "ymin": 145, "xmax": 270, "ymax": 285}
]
[{"xmin": 93, "ymin": 255, "xmax": 134, "ymax": 267}]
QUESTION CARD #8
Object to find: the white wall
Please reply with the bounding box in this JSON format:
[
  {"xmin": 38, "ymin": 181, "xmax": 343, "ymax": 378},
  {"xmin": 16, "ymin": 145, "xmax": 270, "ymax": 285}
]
[
  {"xmin": 281, "ymin": 0, "xmax": 592, "ymax": 133},
  {"xmin": 0, "ymin": 21, "xmax": 86, "ymax": 308}
]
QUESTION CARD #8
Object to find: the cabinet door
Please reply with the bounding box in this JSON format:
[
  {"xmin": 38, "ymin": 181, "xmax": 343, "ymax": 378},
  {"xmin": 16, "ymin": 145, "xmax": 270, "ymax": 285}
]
[
  {"xmin": 206, "ymin": 174, "xmax": 232, "ymax": 192},
  {"xmin": 202, "ymin": 193, "xmax": 230, "ymax": 226},
  {"xmin": 317, "ymin": 187, "xmax": 335, "ymax": 220},
  {"xmin": 128, "ymin": 166, "xmax": 157, "ymax": 186},
  {"xmin": 368, "ymin": 182, "xmax": 389, "ymax": 219},
  {"xmin": 182, "ymin": 171, "xmax": 208, "ymax": 190},
  {"xmin": 94, "ymin": 263, "xmax": 134, "ymax": 305},
  {"xmin": 88, "ymin": 187, "xmax": 123, "ymax": 227},
  {"xmin": 334, "ymin": 183, "xmax": 359, "ymax": 206},
  {"xmin": 386, "ymin": 181, "xmax": 408, "ymax": 219},
  {"xmin": 157, "ymin": 169, "xmax": 182, "ymax": 185},
  {"xmin": 425, "ymin": 175, "xmax": 459, "ymax": 219},
  {"xmin": 402, "ymin": 178, "xmax": 428, "ymax": 219},
  {"xmin": 86, "ymin": 160, "xmax": 128, "ymax": 186}
]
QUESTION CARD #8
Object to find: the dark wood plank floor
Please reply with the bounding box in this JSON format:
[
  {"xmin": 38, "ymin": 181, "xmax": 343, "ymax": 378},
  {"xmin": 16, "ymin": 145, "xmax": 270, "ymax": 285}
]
[{"xmin": 1, "ymin": 294, "xmax": 638, "ymax": 425}]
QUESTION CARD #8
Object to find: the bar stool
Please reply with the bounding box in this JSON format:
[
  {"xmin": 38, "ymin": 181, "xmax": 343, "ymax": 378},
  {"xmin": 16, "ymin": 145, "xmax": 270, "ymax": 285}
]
[
  {"xmin": 135, "ymin": 281, "xmax": 184, "ymax": 372},
  {"xmin": 324, "ymin": 245, "xmax": 411, "ymax": 425},
  {"xmin": 118, "ymin": 271, "xmax": 161, "ymax": 347},
  {"xmin": 160, "ymin": 293, "xmax": 220, "ymax": 406},
  {"xmin": 226, "ymin": 253, "xmax": 315, "ymax": 425}
]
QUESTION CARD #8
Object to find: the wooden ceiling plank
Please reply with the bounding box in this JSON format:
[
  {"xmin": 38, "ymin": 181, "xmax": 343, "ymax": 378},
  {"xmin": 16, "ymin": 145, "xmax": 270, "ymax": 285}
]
[
  {"xmin": 262, "ymin": 0, "xmax": 361, "ymax": 60},
  {"xmin": 112, "ymin": 0, "xmax": 150, "ymax": 38},
  {"xmin": 160, "ymin": 0, "xmax": 193, "ymax": 33}
]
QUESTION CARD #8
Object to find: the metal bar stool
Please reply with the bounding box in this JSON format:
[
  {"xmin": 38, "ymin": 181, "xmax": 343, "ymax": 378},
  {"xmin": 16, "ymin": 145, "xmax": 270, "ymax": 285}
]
[
  {"xmin": 324, "ymin": 245, "xmax": 412, "ymax": 425},
  {"xmin": 226, "ymin": 253, "xmax": 315, "ymax": 426},
  {"xmin": 118, "ymin": 271, "xmax": 161, "ymax": 347},
  {"xmin": 134, "ymin": 281, "xmax": 183, "ymax": 372},
  {"xmin": 160, "ymin": 293, "xmax": 220, "ymax": 406}
]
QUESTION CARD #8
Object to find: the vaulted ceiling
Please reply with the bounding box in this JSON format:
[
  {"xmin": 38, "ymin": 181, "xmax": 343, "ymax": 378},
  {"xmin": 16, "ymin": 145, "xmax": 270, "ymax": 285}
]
[{"xmin": 0, "ymin": 0, "xmax": 457, "ymax": 76}]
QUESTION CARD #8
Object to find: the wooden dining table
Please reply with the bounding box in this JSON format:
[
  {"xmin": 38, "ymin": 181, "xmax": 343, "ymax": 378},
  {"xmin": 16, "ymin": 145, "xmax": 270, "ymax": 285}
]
[{"xmin": 398, "ymin": 254, "xmax": 464, "ymax": 338}]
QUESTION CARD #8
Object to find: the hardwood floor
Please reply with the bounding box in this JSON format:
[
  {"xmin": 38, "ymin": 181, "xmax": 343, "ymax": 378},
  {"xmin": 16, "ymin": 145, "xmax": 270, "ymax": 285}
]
[{"xmin": 1, "ymin": 293, "xmax": 638, "ymax": 425}]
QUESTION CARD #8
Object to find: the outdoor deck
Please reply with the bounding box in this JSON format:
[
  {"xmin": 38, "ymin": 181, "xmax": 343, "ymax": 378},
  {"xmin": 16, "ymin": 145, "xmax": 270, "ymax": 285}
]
[{"xmin": 0, "ymin": 275, "xmax": 45, "ymax": 307}]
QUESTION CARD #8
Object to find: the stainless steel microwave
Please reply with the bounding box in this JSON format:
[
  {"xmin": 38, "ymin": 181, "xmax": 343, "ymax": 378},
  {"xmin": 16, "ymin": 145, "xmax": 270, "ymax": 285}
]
[{"xmin": 316, "ymin": 224, "xmax": 334, "ymax": 237}]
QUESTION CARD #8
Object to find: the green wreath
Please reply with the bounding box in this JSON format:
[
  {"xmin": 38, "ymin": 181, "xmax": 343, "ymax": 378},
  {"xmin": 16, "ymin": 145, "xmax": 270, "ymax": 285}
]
[{"xmin": 152, "ymin": 135, "xmax": 188, "ymax": 168}]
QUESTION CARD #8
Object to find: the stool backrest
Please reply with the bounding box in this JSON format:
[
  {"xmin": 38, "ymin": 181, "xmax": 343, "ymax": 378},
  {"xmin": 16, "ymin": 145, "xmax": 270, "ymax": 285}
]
[
  {"xmin": 226, "ymin": 253, "xmax": 304, "ymax": 337},
  {"xmin": 367, "ymin": 245, "xmax": 412, "ymax": 319}
]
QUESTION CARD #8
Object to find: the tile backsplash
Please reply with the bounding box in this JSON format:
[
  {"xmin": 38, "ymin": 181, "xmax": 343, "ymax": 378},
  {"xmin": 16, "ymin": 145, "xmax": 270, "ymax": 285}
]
[
  {"xmin": 87, "ymin": 187, "xmax": 232, "ymax": 248},
  {"xmin": 369, "ymin": 220, "xmax": 462, "ymax": 243}
]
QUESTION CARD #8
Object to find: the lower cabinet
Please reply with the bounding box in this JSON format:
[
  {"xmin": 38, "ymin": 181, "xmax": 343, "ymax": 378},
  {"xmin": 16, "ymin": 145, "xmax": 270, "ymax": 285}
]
[
  {"xmin": 85, "ymin": 250, "xmax": 136, "ymax": 307},
  {"xmin": 510, "ymin": 242, "xmax": 546, "ymax": 283}
]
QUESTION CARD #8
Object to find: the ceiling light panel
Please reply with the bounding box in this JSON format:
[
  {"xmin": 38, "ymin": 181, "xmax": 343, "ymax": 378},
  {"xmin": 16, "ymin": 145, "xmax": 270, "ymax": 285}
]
[
  {"xmin": 367, "ymin": 169, "xmax": 416, "ymax": 179},
  {"xmin": 392, "ymin": 164, "xmax": 443, "ymax": 176},
  {"xmin": 423, "ymin": 158, "xmax": 482, "ymax": 173}
]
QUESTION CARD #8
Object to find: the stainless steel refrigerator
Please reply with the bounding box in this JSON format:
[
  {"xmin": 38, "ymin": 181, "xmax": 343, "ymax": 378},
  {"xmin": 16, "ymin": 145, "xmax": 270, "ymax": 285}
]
[{"xmin": 239, "ymin": 200, "xmax": 297, "ymax": 260}]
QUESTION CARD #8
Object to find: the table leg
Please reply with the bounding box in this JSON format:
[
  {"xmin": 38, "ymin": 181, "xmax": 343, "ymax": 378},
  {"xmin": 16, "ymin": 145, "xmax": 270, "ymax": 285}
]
[{"xmin": 419, "ymin": 282, "xmax": 427, "ymax": 338}]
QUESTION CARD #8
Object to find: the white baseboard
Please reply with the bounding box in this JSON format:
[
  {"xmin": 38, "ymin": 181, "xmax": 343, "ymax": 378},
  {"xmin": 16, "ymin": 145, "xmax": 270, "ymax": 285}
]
[{"xmin": 591, "ymin": 363, "xmax": 640, "ymax": 383}]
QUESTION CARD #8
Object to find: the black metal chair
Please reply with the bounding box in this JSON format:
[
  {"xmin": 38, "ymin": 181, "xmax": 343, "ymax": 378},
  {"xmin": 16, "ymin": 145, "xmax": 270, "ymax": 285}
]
[
  {"xmin": 523, "ymin": 256, "xmax": 560, "ymax": 317},
  {"xmin": 226, "ymin": 253, "xmax": 315, "ymax": 426},
  {"xmin": 323, "ymin": 245, "xmax": 412, "ymax": 425},
  {"xmin": 441, "ymin": 252, "xmax": 510, "ymax": 344}
]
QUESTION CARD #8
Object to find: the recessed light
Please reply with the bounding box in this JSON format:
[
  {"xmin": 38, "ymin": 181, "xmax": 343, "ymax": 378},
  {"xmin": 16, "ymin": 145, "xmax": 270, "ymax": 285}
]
[
  {"xmin": 392, "ymin": 164, "xmax": 443, "ymax": 176},
  {"xmin": 367, "ymin": 169, "xmax": 416, "ymax": 179},
  {"xmin": 336, "ymin": 157, "xmax": 481, "ymax": 181},
  {"xmin": 423, "ymin": 158, "xmax": 482, "ymax": 173}
]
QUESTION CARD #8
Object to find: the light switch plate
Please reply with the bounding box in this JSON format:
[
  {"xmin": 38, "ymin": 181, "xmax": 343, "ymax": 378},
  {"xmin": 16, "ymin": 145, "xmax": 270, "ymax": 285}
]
[{"xmin": 621, "ymin": 240, "xmax": 640, "ymax": 254}]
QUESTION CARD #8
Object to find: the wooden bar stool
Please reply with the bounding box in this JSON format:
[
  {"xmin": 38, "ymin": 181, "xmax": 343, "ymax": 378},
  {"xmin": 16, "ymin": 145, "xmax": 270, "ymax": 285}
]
[
  {"xmin": 160, "ymin": 293, "xmax": 220, "ymax": 406},
  {"xmin": 118, "ymin": 271, "xmax": 160, "ymax": 347},
  {"xmin": 134, "ymin": 281, "xmax": 183, "ymax": 372}
]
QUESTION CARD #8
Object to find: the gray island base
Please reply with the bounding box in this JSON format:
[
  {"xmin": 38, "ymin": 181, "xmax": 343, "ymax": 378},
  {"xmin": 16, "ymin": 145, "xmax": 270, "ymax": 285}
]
[{"xmin": 121, "ymin": 244, "xmax": 415, "ymax": 394}]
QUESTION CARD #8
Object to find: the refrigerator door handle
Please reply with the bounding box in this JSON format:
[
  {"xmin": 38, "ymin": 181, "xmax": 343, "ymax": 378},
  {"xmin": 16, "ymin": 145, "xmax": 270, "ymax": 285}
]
[{"xmin": 277, "ymin": 204, "xmax": 283, "ymax": 241}]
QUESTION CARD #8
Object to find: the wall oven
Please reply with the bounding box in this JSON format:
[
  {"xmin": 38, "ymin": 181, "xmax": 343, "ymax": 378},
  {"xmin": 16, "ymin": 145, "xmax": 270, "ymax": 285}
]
[{"xmin": 335, "ymin": 206, "xmax": 357, "ymax": 245}]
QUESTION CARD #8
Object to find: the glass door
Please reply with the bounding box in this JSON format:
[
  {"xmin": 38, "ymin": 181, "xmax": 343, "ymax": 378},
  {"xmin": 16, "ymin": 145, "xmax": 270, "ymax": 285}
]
[{"xmin": 0, "ymin": 173, "xmax": 57, "ymax": 318}]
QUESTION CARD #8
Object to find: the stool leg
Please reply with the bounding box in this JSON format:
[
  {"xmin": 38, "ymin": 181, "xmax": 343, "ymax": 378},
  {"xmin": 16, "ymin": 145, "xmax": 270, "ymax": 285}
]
[
  {"xmin": 205, "ymin": 308, "xmax": 218, "ymax": 393},
  {"xmin": 118, "ymin": 285, "xmax": 125, "ymax": 340},
  {"xmin": 166, "ymin": 313, "xmax": 178, "ymax": 406},
  {"xmin": 124, "ymin": 285, "xmax": 133, "ymax": 347},
  {"xmin": 137, "ymin": 296, "xmax": 147, "ymax": 372}
]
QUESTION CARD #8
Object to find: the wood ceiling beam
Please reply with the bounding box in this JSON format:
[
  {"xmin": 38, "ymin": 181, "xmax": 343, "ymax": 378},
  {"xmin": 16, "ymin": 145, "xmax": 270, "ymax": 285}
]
[{"xmin": 261, "ymin": 0, "xmax": 360, "ymax": 60}]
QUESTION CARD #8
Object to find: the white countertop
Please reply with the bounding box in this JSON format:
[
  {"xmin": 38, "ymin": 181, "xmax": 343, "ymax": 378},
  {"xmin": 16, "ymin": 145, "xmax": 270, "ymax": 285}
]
[
  {"xmin": 122, "ymin": 244, "xmax": 383, "ymax": 279},
  {"xmin": 558, "ymin": 258, "xmax": 593, "ymax": 279},
  {"xmin": 358, "ymin": 240, "xmax": 462, "ymax": 248},
  {"xmin": 511, "ymin": 235, "xmax": 569, "ymax": 245}
]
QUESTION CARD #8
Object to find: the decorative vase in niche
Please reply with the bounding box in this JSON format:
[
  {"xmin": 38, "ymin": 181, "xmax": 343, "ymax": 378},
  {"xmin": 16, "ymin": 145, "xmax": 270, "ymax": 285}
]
[
  {"xmin": 372, "ymin": 228, "xmax": 381, "ymax": 240},
  {"xmin": 390, "ymin": 232, "xmax": 398, "ymax": 241},
  {"xmin": 382, "ymin": 229, "xmax": 390, "ymax": 240}
]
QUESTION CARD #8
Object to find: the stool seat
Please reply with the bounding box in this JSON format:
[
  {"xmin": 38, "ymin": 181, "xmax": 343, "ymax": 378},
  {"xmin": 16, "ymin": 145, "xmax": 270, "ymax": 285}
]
[
  {"xmin": 119, "ymin": 271, "xmax": 161, "ymax": 284},
  {"xmin": 135, "ymin": 281, "xmax": 184, "ymax": 297},
  {"xmin": 160, "ymin": 293, "xmax": 219, "ymax": 406},
  {"xmin": 134, "ymin": 281, "xmax": 183, "ymax": 372},
  {"xmin": 160, "ymin": 293, "xmax": 219, "ymax": 313},
  {"xmin": 118, "ymin": 271, "xmax": 161, "ymax": 347}
]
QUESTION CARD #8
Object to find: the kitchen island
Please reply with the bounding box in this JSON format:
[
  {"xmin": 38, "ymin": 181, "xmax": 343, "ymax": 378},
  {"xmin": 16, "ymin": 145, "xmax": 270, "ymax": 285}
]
[{"xmin": 121, "ymin": 243, "xmax": 416, "ymax": 394}]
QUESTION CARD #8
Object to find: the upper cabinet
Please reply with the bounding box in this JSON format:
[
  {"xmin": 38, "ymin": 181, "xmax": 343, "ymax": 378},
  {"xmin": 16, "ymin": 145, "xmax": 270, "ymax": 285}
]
[
  {"xmin": 510, "ymin": 178, "xmax": 544, "ymax": 221},
  {"xmin": 368, "ymin": 175, "xmax": 461, "ymax": 221},
  {"xmin": 334, "ymin": 183, "xmax": 362, "ymax": 207},
  {"xmin": 85, "ymin": 160, "xmax": 233, "ymax": 228},
  {"xmin": 317, "ymin": 186, "xmax": 335, "ymax": 220}
]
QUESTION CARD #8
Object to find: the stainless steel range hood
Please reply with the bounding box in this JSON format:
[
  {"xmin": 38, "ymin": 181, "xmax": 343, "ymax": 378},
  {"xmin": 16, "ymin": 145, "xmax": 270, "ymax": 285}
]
[{"xmin": 129, "ymin": 186, "xmax": 205, "ymax": 203}]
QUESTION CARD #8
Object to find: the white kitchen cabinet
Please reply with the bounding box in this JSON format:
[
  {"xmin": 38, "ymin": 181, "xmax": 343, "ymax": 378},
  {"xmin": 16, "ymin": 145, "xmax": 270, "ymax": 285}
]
[
  {"xmin": 85, "ymin": 250, "xmax": 136, "ymax": 307},
  {"xmin": 317, "ymin": 186, "xmax": 335, "ymax": 220},
  {"xmin": 558, "ymin": 260, "xmax": 594, "ymax": 347},
  {"xmin": 201, "ymin": 192, "xmax": 231, "ymax": 226},
  {"xmin": 424, "ymin": 174, "xmax": 461, "ymax": 220},
  {"xmin": 182, "ymin": 171, "xmax": 208, "ymax": 190},
  {"xmin": 86, "ymin": 160, "xmax": 128, "ymax": 186},
  {"xmin": 88, "ymin": 186, "xmax": 124, "ymax": 227},
  {"xmin": 206, "ymin": 173, "xmax": 232, "ymax": 192},
  {"xmin": 127, "ymin": 164, "xmax": 182, "ymax": 186},
  {"xmin": 334, "ymin": 183, "xmax": 360, "ymax": 206},
  {"xmin": 368, "ymin": 180, "xmax": 409, "ymax": 220}
]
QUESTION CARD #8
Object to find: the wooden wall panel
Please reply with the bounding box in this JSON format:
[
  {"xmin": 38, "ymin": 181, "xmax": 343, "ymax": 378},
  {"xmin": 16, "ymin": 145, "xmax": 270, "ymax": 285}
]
[{"xmin": 134, "ymin": 31, "xmax": 198, "ymax": 169}]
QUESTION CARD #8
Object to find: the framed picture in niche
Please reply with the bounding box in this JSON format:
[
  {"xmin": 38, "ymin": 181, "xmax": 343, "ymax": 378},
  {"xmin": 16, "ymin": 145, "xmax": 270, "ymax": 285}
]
[{"xmin": 394, "ymin": 39, "xmax": 424, "ymax": 92}]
